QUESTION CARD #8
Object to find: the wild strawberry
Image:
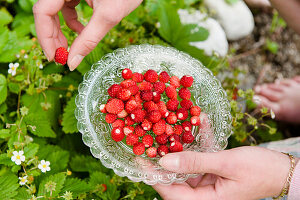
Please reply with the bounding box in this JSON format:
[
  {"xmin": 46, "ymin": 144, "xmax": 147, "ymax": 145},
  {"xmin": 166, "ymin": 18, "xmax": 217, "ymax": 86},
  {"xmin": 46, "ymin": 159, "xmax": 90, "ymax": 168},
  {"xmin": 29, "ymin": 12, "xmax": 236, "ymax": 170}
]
[
  {"xmin": 166, "ymin": 99, "xmax": 179, "ymax": 111},
  {"xmin": 100, "ymin": 104, "xmax": 106, "ymax": 113},
  {"xmin": 141, "ymin": 90, "xmax": 153, "ymax": 102},
  {"xmin": 101, "ymin": 184, "xmax": 107, "ymax": 192},
  {"xmin": 117, "ymin": 88, "xmax": 131, "ymax": 101},
  {"xmin": 178, "ymin": 87, "xmax": 191, "ymax": 100},
  {"xmin": 139, "ymin": 81, "xmax": 153, "ymax": 91},
  {"xmin": 111, "ymin": 127, "xmax": 125, "ymax": 142},
  {"xmin": 54, "ymin": 47, "xmax": 68, "ymax": 65},
  {"xmin": 159, "ymin": 71, "xmax": 170, "ymax": 83},
  {"xmin": 160, "ymin": 110, "xmax": 170, "ymax": 118},
  {"xmin": 157, "ymin": 101, "xmax": 167, "ymax": 111},
  {"xmin": 190, "ymin": 106, "xmax": 201, "ymax": 116},
  {"xmin": 169, "ymin": 134, "xmax": 180, "ymax": 142},
  {"xmin": 135, "ymin": 125, "xmax": 146, "ymax": 137},
  {"xmin": 125, "ymin": 116, "xmax": 135, "ymax": 126},
  {"xmin": 190, "ymin": 116, "xmax": 200, "ymax": 126},
  {"xmin": 124, "ymin": 126, "xmax": 134, "ymax": 135},
  {"xmin": 180, "ymin": 75, "xmax": 194, "ymax": 87},
  {"xmin": 182, "ymin": 131, "xmax": 195, "ymax": 144},
  {"xmin": 146, "ymin": 147, "xmax": 157, "ymax": 158},
  {"xmin": 152, "ymin": 92, "xmax": 161, "ymax": 103},
  {"xmin": 105, "ymin": 113, "xmax": 117, "ymax": 124},
  {"xmin": 141, "ymin": 119, "xmax": 152, "ymax": 131},
  {"xmin": 106, "ymin": 99, "xmax": 124, "ymax": 114},
  {"xmin": 156, "ymin": 134, "xmax": 168, "ymax": 145},
  {"xmin": 125, "ymin": 99, "xmax": 138, "ymax": 113},
  {"xmin": 132, "ymin": 72, "xmax": 144, "ymax": 83},
  {"xmin": 128, "ymin": 85, "xmax": 139, "ymax": 96},
  {"xmin": 143, "ymin": 101, "xmax": 158, "ymax": 112},
  {"xmin": 144, "ymin": 69, "xmax": 158, "ymax": 83},
  {"xmin": 180, "ymin": 100, "xmax": 193, "ymax": 109},
  {"xmin": 165, "ymin": 86, "xmax": 177, "ymax": 99},
  {"xmin": 176, "ymin": 108, "xmax": 188, "ymax": 120},
  {"xmin": 147, "ymin": 110, "xmax": 161, "ymax": 123},
  {"xmin": 152, "ymin": 120, "xmax": 166, "ymax": 135},
  {"xmin": 165, "ymin": 124, "xmax": 174, "ymax": 136},
  {"xmin": 130, "ymin": 109, "xmax": 146, "ymax": 123},
  {"xmin": 170, "ymin": 76, "xmax": 180, "ymax": 88},
  {"xmin": 117, "ymin": 109, "xmax": 128, "ymax": 118},
  {"xmin": 122, "ymin": 68, "xmax": 133, "ymax": 79},
  {"xmin": 108, "ymin": 84, "xmax": 122, "ymax": 98},
  {"xmin": 157, "ymin": 145, "xmax": 169, "ymax": 156},
  {"xmin": 153, "ymin": 82, "xmax": 166, "ymax": 94},
  {"xmin": 173, "ymin": 125, "xmax": 183, "ymax": 135},
  {"xmin": 133, "ymin": 142, "xmax": 145, "ymax": 155},
  {"xmin": 126, "ymin": 133, "xmax": 139, "ymax": 146},
  {"xmin": 107, "ymin": 98, "xmax": 113, "ymax": 103},
  {"xmin": 112, "ymin": 119, "xmax": 125, "ymax": 128},
  {"xmin": 142, "ymin": 135, "xmax": 153, "ymax": 148},
  {"xmin": 134, "ymin": 92, "xmax": 143, "ymax": 105},
  {"xmin": 121, "ymin": 80, "xmax": 136, "ymax": 88},
  {"xmin": 166, "ymin": 112, "xmax": 177, "ymax": 124},
  {"xmin": 182, "ymin": 121, "xmax": 192, "ymax": 132},
  {"xmin": 169, "ymin": 141, "xmax": 183, "ymax": 152}
]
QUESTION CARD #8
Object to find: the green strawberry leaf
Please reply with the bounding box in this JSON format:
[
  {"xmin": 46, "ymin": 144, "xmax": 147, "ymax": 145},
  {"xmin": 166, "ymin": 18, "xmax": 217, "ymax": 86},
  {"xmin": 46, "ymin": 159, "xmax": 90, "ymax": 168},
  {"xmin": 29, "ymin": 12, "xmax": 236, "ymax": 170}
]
[
  {"xmin": 0, "ymin": 74, "xmax": 7, "ymax": 105},
  {"xmin": 0, "ymin": 171, "xmax": 19, "ymax": 199},
  {"xmin": 62, "ymin": 96, "xmax": 78, "ymax": 134},
  {"xmin": 61, "ymin": 178, "xmax": 91, "ymax": 198},
  {"xmin": 38, "ymin": 173, "xmax": 66, "ymax": 198},
  {"xmin": 0, "ymin": 8, "xmax": 13, "ymax": 26}
]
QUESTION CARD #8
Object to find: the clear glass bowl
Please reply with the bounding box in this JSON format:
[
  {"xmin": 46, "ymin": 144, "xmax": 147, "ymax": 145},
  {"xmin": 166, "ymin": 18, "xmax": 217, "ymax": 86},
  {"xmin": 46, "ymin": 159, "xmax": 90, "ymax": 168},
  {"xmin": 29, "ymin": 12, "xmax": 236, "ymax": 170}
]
[{"xmin": 75, "ymin": 44, "xmax": 232, "ymax": 185}]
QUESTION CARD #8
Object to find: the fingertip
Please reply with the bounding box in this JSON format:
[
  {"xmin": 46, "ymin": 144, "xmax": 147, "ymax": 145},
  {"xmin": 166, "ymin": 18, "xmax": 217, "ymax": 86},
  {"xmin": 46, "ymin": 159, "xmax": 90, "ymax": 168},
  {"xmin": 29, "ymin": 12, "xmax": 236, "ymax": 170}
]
[
  {"xmin": 68, "ymin": 54, "xmax": 84, "ymax": 71},
  {"xmin": 159, "ymin": 154, "xmax": 180, "ymax": 171}
]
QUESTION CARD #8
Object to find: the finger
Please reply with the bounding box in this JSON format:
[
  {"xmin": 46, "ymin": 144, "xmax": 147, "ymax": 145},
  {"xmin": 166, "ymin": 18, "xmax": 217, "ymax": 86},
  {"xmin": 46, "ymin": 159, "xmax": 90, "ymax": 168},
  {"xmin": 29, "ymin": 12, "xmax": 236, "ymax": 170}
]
[
  {"xmin": 186, "ymin": 175, "xmax": 203, "ymax": 188},
  {"xmin": 266, "ymin": 83, "xmax": 285, "ymax": 92},
  {"xmin": 293, "ymin": 76, "xmax": 300, "ymax": 82},
  {"xmin": 61, "ymin": 0, "xmax": 85, "ymax": 33},
  {"xmin": 254, "ymin": 85, "xmax": 283, "ymax": 101},
  {"xmin": 252, "ymin": 95, "xmax": 280, "ymax": 114},
  {"xmin": 197, "ymin": 173, "xmax": 218, "ymax": 187},
  {"xmin": 55, "ymin": 15, "xmax": 68, "ymax": 49},
  {"xmin": 33, "ymin": 0, "xmax": 65, "ymax": 61}
]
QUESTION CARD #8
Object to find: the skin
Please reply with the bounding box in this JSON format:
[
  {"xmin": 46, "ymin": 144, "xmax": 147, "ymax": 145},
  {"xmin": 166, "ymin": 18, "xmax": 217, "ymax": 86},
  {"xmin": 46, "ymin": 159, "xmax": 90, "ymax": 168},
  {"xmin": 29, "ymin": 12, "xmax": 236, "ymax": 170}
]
[{"xmin": 33, "ymin": 0, "xmax": 142, "ymax": 71}]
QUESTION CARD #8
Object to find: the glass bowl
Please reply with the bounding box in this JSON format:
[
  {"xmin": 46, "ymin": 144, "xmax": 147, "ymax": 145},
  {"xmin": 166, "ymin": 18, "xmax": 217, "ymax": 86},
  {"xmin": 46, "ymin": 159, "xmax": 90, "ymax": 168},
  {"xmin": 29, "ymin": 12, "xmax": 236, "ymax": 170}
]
[{"xmin": 75, "ymin": 44, "xmax": 232, "ymax": 185}]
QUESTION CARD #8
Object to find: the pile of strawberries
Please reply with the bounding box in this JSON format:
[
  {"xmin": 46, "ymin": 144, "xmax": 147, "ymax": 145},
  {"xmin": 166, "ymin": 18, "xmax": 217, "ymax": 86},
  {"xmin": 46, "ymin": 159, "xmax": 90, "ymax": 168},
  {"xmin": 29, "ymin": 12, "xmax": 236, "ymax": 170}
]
[{"xmin": 100, "ymin": 69, "xmax": 201, "ymax": 158}]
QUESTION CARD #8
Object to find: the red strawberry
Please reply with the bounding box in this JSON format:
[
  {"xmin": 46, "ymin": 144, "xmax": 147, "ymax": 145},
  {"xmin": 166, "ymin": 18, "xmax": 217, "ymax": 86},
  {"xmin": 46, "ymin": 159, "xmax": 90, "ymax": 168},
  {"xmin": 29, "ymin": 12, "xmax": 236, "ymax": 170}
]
[
  {"xmin": 125, "ymin": 99, "xmax": 138, "ymax": 113},
  {"xmin": 141, "ymin": 119, "xmax": 152, "ymax": 131},
  {"xmin": 121, "ymin": 80, "xmax": 136, "ymax": 88},
  {"xmin": 190, "ymin": 106, "xmax": 201, "ymax": 116},
  {"xmin": 169, "ymin": 134, "xmax": 180, "ymax": 142},
  {"xmin": 165, "ymin": 124, "xmax": 174, "ymax": 136},
  {"xmin": 169, "ymin": 141, "xmax": 183, "ymax": 152},
  {"xmin": 160, "ymin": 110, "xmax": 170, "ymax": 118},
  {"xmin": 106, "ymin": 99, "xmax": 124, "ymax": 114},
  {"xmin": 141, "ymin": 91, "xmax": 153, "ymax": 102},
  {"xmin": 124, "ymin": 126, "xmax": 134, "ymax": 135},
  {"xmin": 128, "ymin": 85, "xmax": 139, "ymax": 96},
  {"xmin": 182, "ymin": 131, "xmax": 195, "ymax": 144},
  {"xmin": 132, "ymin": 72, "xmax": 144, "ymax": 83},
  {"xmin": 54, "ymin": 47, "xmax": 68, "ymax": 65},
  {"xmin": 146, "ymin": 147, "xmax": 157, "ymax": 158},
  {"xmin": 126, "ymin": 133, "xmax": 139, "ymax": 146},
  {"xmin": 157, "ymin": 101, "xmax": 167, "ymax": 111},
  {"xmin": 142, "ymin": 135, "xmax": 153, "ymax": 147},
  {"xmin": 134, "ymin": 92, "xmax": 143, "ymax": 105},
  {"xmin": 100, "ymin": 104, "xmax": 106, "ymax": 113},
  {"xmin": 133, "ymin": 142, "xmax": 145, "ymax": 155},
  {"xmin": 159, "ymin": 71, "xmax": 170, "ymax": 83},
  {"xmin": 122, "ymin": 68, "xmax": 133, "ymax": 79},
  {"xmin": 176, "ymin": 108, "xmax": 188, "ymax": 120},
  {"xmin": 153, "ymin": 82, "xmax": 166, "ymax": 94},
  {"xmin": 180, "ymin": 100, "xmax": 193, "ymax": 110},
  {"xmin": 165, "ymin": 86, "xmax": 177, "ymax": 99},
  {"xmin": 117, "ymin": 110, "xmax": 128, "ymax": 118},
  {"xmin": 180, "ymin": 75, "xmax": 194, "ymax": 87},
  {"xmin": 117, "ymin": 88, "xmax": 131, "ymax": 101},
  {"xmin": 143, "ymin": 101, "xmax": 158, "ymax": 112},
  {"xmin": 156, "ymin": 134, "xmax": 168, "ymax": 145},
  {"xmin": 107, "ymin": 98, "xmax": 113, "ymax": 103},
  {"xmin": 135, "ymin": 125, "xmax": 146, "ymax": 137},
  {"xmin": 111, "ymin": 127, "xmax": 125, "ymax": 142},
  {"xmin": 105, "ymin": 113, "xmax": 117, "ymax": 124},
  {"xmin": 101, "ymin": 184, "xmax": 107, "ymax": 192},
  {"xmin": 144, "ymin": 69, "xmax": 158, "ymax": 83},
  {"xmin": 157, "ymin": 145, "xmax": 169, "ymax": 156},
  {"xmin": 152, "ymin": 92, "xmax": 161, "ymax": 103},
  {"xmin": 139, "ymin": 81, "xmax": 153, "ymax": 91},
  {"xmin": 147, "ymin": 110, "xmax": 161, "ymax": 123},
  {"xmin": 190, "ymin": 116, "xmax": 201, "ymax": 126},
  {"xmin": 112, "ymin": 119, "xmax": 125, "ymax": 128},
  {"xmin": 178, "ymin": 87, "xmax": 191, "ymax": 100},
  {"xmin": 166, "ymin": 112, "xmax": 177, "ymax": 124},
  {"xmin": 170, "ymin": 76, "xmax": 180, "ymax": 88},
  {"xmin": 125, "ymin": 116, "xmax": 135, "ymax": 125},
  {"xmin": 108, "ymin": 84, "xmax": 122, "ymax": 98},
  {"xmin": 130, "ymin": 109, "xmax": 146, "ymax": 123},
  {"xmin": 182, "ymin": 121, "xmax": 192, "ymax": 132},
  {"xmin": 173, "ymin": 125, "xmax": 183, "ymax": 135},
  {"xmin": 166, "ymin": 99, "xmax": 179, "ymax": 111},
  {"xmin": 152, "ymin": 120, "xmax": 166, "ymax": 135}
]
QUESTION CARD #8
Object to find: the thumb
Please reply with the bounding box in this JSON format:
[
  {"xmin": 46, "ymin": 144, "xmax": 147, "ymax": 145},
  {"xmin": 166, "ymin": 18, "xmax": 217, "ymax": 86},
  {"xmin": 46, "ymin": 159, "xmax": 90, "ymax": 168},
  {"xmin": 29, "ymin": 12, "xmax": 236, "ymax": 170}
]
[{"xmin": 159, "ymin": 151, "xmax": 233, "ymax": 178}]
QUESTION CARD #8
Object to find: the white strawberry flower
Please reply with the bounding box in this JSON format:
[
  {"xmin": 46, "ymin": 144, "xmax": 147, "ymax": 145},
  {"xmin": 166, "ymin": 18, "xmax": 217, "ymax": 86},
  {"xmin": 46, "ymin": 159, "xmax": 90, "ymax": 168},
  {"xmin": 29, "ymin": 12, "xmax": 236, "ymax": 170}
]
[
  {"xmin": 19, "ymin": 176, "xmax": 28, "ymax": 185},
  {"xmin": 39, "ymin": 64, "xmax": 43, "ymax": 69},
  {"xmin": 38, "ymin": 160, "xmax": 51, "ymax": 173},
  {"xmin": 8, "ymin": 63, "xmax": 19, "ymax": 76},
  {"xmin": 11, "ymin": 150, "xmax": 25, "ymax": 165},
  {"xmin": 24, "ymin": 54, "xmax": 28, "ymax": 59}
]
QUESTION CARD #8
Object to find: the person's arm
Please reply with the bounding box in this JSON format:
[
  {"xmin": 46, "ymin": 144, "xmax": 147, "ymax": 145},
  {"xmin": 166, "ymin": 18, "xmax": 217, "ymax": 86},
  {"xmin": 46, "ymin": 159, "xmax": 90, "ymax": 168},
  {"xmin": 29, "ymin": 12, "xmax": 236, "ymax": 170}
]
[
  {"xmin": 288, "ymin": 161, "xmax": 300, "ymax": 199},
  {"xmin": 269, "ymin": 0, "xmax": 300, "ymax": 34}
]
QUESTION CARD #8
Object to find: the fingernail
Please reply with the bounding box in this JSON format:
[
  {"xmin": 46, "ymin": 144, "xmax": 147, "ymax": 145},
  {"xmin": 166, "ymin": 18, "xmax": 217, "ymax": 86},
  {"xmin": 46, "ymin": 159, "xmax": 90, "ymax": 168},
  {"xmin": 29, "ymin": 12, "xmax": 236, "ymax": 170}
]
[
  {"xmin": 254, "ymin": 86, "xmax": 261, "ymax": 93},
  {"xmin": 275, "ymin": 79, "xmax": 280, "ymax": 84},
  {"xmin": 253, "ymin": 95, "xmax": 261, "ymax": 104},
  {"xmin": 43, "ymin": 50, "xmax": 50, "ymax": 61},
  {"xmin": 159, "ymin": 155, "xmax": 180, "ymax": 170},
  {"xmin": 69, "ymin": 55, "xmax": 84, "ymax": 71}
]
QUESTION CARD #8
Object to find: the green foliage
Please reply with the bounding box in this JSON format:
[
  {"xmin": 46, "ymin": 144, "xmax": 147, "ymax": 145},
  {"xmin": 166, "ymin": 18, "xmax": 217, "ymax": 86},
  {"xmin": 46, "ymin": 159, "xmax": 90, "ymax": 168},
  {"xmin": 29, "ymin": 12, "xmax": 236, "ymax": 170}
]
[
  {"xmin": 225, "ymin": 0, "xmax": 239, "ymax": 5},
  {"xmin": 0, "ymin": 171, "xmax": 19, "ymax": 199},
  {"xmin": 0, "ymin": 74, "xmax": 7, "ymax": 104},
  {"xmin": 62, "ymin": 96, "xmax": 78, "ymax": 134},
  {"xmin": 265, "ymin": 39, "xmax": 279, "ymax": 54},
  {"xmin": 38, "ymin": 173, "xmax": 66, "ymax": 198}
]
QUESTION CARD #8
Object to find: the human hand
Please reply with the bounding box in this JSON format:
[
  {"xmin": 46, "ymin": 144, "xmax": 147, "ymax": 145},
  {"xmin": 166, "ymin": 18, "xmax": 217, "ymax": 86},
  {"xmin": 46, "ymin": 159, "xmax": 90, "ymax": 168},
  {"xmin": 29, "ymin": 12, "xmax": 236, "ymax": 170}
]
[
  {"xmin": 153, "ymin": 146, "xmax": 297, "ymax": 200},
  {"xmin": 33, "ymin": 0, "xmax": 142, "ymax": 71}
]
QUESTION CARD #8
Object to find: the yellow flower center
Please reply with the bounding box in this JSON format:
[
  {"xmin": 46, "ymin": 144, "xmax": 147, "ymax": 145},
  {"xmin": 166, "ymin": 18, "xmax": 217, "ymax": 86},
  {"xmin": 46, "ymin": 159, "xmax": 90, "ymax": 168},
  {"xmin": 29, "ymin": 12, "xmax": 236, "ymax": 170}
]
[
  {"xmin": 21, "ymin": 178, "xmax": 25, "ymax": 182},
  {"xmin": 16, "ymin": 155, "xmax": 20, "ymax": 159},
  {"xmin": 43, "ymin": 164, "xmax": 47, "ymax": 168},
  {"xmin": 12, "ymin": 67, "xmax": 15, "ymax": 70}
]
